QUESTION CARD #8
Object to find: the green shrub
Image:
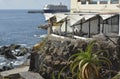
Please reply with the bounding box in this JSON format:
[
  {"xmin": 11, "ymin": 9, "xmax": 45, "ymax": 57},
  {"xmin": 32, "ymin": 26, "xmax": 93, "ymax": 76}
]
[{"xmin": 69, "ymin": 41, "xmax": 112, "ymax": 79}]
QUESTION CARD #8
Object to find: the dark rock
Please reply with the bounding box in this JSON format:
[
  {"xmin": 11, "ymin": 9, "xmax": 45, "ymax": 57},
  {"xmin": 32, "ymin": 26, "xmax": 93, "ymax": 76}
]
[
  {"xmin": 92, "ymin": 43, "xmax": 100, "ymax": 53},
  {"xmin": 4, "ymin": 48, "xmax": 16, "ymax": 59},
  {"xmin": 68, "ymin": 43, "xmax": 74, "ymax": 51},
  {"xmin": 0, "ymin": 46, "xmax": 8, "ymax": 55},
  {"xmin": 16, "ymin": 48, "xmax": 28, "ymax": 56},
  {"xmin": 0, "ymin": 44, "xmax": 30, "ymax": 57},
  {"xmin": 0, "ymin": 44, "xmax": 31, "ymax": 73},
  {"xmin": 4, "ymin": 74, "xmax": 22, "ymax": 79},
  {"xmin": 10, "ymin": 44, "xmax": 21, "ymax": 50},
  {"xmin": 38, "ymin": 24, "xmax": 49, "ymax": 30},
  {"xmin": 117, "ymin": 37, "xmax": 120, "ymax": 45},
  {"xmin": 29, "ymin": 53, "xmax": 36, "ymax": 71},
  {"xmin": 48, "ymin": 46, "xmax": 54, "ymax": 53},
  {"xmin": 2, "ymin": 66, "xmax": 13, "ymax": 71}
]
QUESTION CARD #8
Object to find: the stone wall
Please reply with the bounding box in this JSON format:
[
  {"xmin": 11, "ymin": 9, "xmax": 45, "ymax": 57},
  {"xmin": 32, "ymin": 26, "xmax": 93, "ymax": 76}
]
[{"xmin": 29, "ymin": 35, "xmax": 120, "ymax": 79}]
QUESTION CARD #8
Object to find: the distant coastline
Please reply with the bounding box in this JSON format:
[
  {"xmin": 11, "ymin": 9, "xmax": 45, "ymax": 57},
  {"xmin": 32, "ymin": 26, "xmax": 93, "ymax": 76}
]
[
  {"xmin": 27, "ymin": 10, "xmax": 44, "ymax": 13},
  {"xmin": 27, "ymin": 9, "xmax": 70, "ymax": 13}
]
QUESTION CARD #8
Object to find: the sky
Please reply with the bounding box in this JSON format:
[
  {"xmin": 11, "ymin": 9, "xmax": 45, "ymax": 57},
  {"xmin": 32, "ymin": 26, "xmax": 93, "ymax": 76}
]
[{"xmin": 0, "ymin": 0, "xmax": 70, "ymax": 9}]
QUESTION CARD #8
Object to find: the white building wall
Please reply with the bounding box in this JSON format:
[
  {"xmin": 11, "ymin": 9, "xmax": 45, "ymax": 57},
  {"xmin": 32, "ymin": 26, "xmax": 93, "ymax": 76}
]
[
  {"xmin": 71, "ymin": 0, "xmax": 78, "ymax": 13},
  {"xmin": 71, "ymin": 0, "xmax": 120, "ymax": 13}
]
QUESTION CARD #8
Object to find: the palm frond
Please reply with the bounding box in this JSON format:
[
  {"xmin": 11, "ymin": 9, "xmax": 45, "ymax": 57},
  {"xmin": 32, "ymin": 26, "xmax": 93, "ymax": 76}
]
[
  {"xmin": 68, "ymin": 53, "xmax": 81, "ymax": 61},
  {"xmin": 98, "ymin": 57, "xmax": 112, "ymax": 69},
  {"xmin": 70, "ymin": 61, "xmax": 80, "ymax": 73},
  {"xmin": 58, "ymin": 66, "xmax": 67, "ymax": 79},
  {"xmin": 52, "ymin": 72, "xmax": 56, "ymax": 79}
]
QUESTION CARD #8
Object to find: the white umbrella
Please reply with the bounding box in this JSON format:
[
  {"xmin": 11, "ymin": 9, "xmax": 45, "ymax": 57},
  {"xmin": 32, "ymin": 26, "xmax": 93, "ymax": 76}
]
[
  {"xmin": 83, "ymin": 14, "xmax": 96, "ymax": 20},
  {"xmin": 100, "ymin": 14, "xmax": 115, "ymax": 20},
  {"xmin": 54, "ymin": 13, "xmax": 67, "ymax": 22},
  {"xmin": 69, "ymin": 15, "xmax": 83, "ymax": 26},
  {"xmin": 43, "ymin": 13, "xmax": 54, "ymax": 21}
]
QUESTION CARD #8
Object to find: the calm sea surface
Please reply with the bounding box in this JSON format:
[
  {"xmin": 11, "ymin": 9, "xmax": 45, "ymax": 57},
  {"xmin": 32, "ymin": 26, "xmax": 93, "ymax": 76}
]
[{"xmin": 0, "ymin": 10, "xmax": 47, "ymax": 47}]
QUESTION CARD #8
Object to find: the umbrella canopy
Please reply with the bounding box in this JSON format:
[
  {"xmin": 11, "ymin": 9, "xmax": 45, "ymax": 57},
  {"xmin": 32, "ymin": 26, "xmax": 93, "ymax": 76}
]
[
  {"xmin": 100, "ymin": 14, "xmax": 115, "ymax": 20},
  {"xmin": 44, "ymin": 13, "xmax": 54, "ymax": 21},
  {"xmin": 69, "ymin": 15, "xmax": 83, "ymax": 26},
  {"xmin": 54, "ymin": 13, "xmax": 68, "ymax": 22},
  {"xmin": 83, "ymin": 14, "xmax": 96, "ymax": 20}
]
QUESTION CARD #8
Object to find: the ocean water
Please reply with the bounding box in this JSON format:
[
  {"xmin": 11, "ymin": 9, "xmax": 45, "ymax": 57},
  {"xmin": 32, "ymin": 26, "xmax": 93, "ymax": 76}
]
[{"xmin": 0, "ymin": 10, "xmax": 47, "ymax": 47}]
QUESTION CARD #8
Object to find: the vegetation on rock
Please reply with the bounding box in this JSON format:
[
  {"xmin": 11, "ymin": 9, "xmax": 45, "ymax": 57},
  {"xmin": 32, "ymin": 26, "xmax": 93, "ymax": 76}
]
[{"xmin": 68, "ymin": 41, "xmax": 112, "ymax": 79}]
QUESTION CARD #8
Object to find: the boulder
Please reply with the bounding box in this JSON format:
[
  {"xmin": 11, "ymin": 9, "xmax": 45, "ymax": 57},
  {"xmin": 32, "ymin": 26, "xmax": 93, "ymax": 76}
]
[
  {"xmin": 4, "ymin": 48, "xmax": 16, "ymax": 59},
  {"xmin": 16, "ymin": 47, "xmax": 28, "ymax": 56},
  {"xmin": 0, "ymin": 44, "xmax": 31, "ymax": 72},
  {"xmin": 0, "ymin": 44, "xmax": 30, "ymax": 57},
  {"xmin": 10, "ymin": 44, "xmax": 21, "ymax": 50},
  {"xmin": 0, "ymin": 46, "xmax": 8, "ymax": 55},
  {"xmin": 38, "ymin": 24, "xmax": 49, "ymax": 30}
]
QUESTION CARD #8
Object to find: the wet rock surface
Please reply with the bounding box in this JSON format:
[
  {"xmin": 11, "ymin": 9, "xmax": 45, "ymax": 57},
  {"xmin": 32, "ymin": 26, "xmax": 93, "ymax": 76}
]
[
  {"xmin": 0, "ymin": 44, "xmax": 31, "ymax": 71},
  {"xmin": 29, "ymin": 35, "xmax": 120, "ymax": 79},
  {"xmin": 38, "ymin": 24, "xmax": 49, "ymax": 30}
]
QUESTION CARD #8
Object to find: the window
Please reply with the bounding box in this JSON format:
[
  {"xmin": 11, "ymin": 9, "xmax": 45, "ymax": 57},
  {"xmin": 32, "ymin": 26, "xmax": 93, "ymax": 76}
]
[
  {"xmin": 111, "ymin": 0, "xmax": 119, "ymax": 4},
  {"xmin": 81, "ymin": 0, "xmax": 86, "ymax": 4},
  {"xmin": 100, "ymin": 0, "xmax": 108, "ymax": 4},
  {"xmin": 89, "ymin": 0, "xmax": 97, "ymax": 4},
  {"xmin": 77, "ymin": 0, "xmax": 80, "ymax": 2},
  {"xmin": 103, "ymin": 15, "xmax": 119, "ymax": 34}
]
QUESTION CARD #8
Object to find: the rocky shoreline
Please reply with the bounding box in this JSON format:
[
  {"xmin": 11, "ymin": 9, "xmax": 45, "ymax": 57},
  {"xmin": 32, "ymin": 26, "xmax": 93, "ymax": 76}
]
[
  {"xmin": 0, "ymin": 44, "xmax": 31, "ymax": 71},
  {"xmin": 1, "ymin": 34, "xmax": 120, "ymax": 79}
]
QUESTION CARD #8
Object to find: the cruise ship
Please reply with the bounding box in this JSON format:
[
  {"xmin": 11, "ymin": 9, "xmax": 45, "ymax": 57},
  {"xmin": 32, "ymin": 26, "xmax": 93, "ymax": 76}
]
[{"xmin": 43, "ymin": 3, "xmax": 69, "ymax": 13}]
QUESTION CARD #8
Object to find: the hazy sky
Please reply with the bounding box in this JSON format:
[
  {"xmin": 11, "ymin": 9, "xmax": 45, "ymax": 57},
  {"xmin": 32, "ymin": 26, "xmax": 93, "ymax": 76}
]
[{"xmin": 0, "ymin": 0, "xmax": 70, "ymax": 9}]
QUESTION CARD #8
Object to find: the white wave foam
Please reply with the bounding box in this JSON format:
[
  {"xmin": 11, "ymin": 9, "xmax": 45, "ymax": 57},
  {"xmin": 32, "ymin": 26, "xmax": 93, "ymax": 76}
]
[
  {"xmin": 40, "ymin": 34, "xmax": 47, "ymax": 38},
  {"xmin": 18, "ymin": 44, "xmax": 27, "ymax": 47},
  {"xmin": 34, "ymin": 34, "xmax": 47, "ymax": 38}
]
